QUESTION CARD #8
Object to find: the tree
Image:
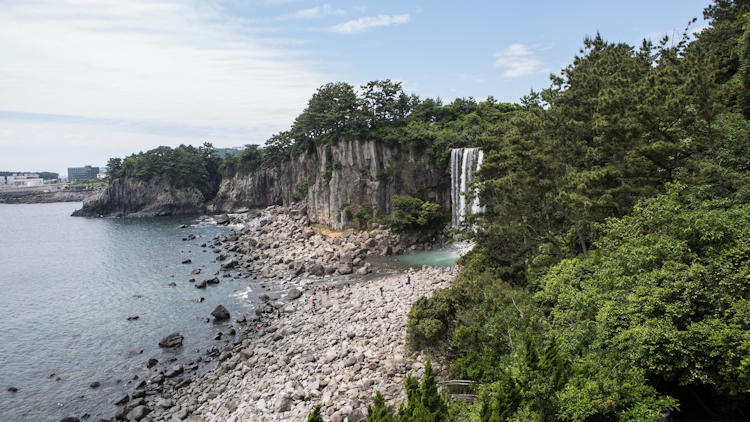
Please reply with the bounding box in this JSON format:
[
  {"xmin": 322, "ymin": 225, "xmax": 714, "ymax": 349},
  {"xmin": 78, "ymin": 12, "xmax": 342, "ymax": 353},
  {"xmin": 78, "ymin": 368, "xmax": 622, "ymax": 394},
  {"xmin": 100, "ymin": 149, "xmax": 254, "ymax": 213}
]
[
  {"xmin": 367, "ymin": 391, "xmax": 396, "ymax": 422},
  {"xmin": 397, "ymin": 359, "xmax": 449, "ymax": 422},
  {"xmin": 307, "ymin": 405, "xmax": 325, "ymax": 422}
]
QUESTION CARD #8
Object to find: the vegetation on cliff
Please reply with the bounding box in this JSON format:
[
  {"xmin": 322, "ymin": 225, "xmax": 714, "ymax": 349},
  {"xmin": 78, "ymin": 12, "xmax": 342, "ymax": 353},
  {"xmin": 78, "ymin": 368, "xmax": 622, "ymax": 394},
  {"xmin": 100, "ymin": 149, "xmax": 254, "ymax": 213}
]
[
  {"xmin": 405, "ymin": 1, "xmax": 750, "ymax": 420},
  {"xmin": 105, "ymin": 143, "xmax": 222, "ymax": 200}
]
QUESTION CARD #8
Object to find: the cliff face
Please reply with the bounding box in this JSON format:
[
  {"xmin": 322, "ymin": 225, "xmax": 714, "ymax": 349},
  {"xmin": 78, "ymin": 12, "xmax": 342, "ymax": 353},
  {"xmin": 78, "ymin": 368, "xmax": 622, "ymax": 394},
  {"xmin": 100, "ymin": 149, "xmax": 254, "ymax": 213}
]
[
  {"xmin": 72, "ymin": 177, "xmax": 206, "ymax": 217},
  {"xmin": 211, "ymin": 140, "xmax": 450, "ymax": 229}
]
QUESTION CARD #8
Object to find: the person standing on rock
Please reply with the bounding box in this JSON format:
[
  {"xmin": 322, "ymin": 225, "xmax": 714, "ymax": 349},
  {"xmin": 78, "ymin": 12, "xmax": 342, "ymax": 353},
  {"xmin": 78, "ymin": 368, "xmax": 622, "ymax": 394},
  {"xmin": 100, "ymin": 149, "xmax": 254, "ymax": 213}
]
[
  {"xmin": 379, "ymin": 286, "xmax": 383, "ymax": 297},
  {"xmin": 406, "ymin": 275, "xmax": 410, "ymax": 286}
]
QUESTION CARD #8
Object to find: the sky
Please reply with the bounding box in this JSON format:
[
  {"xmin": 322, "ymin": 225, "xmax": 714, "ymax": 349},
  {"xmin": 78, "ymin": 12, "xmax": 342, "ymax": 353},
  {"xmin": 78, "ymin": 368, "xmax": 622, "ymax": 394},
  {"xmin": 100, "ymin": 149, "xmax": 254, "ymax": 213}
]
[{"xmin": 0, "ymin": 0, "xmax": 712, "ymax": 175}]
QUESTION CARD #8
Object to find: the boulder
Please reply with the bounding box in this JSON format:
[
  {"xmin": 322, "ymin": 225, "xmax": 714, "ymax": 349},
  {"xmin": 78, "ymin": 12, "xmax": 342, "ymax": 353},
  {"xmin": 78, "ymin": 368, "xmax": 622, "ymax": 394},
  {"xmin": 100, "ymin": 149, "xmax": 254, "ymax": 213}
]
[
  {"xmin": 194, "ymin": 279, "xmax": 207, "ymax": 289},
  {"xmin": 126, "ymin": 405, "xmax": 150, "ymax": 421},
  {"xmin": 206, "ymin": 277, "xmax": 220, "ymax": 284},
  {"xmin": 114, "ymin": 394, "xmax": 130, "ymax": 405},
  {"xmin": 181, "ymin": 258, "xmax": 192, "ymax": 264},
  {"xmin": 287, "ymin": 288, "xmax": 302, "ymax": 300},
  {"xmin": 211, "ymin": 305, "xmax": 230, "ymax": 321},
  {"xmin": 158, "ymin": 332, "xmax": 183, "ymax": 348},
  {"xmin": 337, "ymin": 264, "xmax": 353, "ymax": 275},
  {"xmin": 274, "ymin": 394, "xmax": 292, "ymax": 412},
  {"xmin": 308, "ymin": 263, "xmax": 325, "ymax": 276}
]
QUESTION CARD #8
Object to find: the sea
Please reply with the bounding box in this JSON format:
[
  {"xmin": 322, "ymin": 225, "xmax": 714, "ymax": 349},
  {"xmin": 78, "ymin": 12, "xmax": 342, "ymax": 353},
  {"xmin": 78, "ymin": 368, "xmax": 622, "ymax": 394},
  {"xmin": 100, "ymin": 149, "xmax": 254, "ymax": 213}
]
[{"xmin": 0, "ymin": 202, "xmax": 265, "ymax": 421}]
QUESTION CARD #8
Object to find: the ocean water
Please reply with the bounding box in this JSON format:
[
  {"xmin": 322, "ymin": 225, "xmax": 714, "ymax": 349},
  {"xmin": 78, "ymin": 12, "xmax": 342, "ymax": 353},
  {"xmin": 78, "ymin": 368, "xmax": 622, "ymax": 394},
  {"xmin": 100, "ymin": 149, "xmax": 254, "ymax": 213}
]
[{"xmin": 0, "ymin": 203, "xmax": 262, "ymax": 421}]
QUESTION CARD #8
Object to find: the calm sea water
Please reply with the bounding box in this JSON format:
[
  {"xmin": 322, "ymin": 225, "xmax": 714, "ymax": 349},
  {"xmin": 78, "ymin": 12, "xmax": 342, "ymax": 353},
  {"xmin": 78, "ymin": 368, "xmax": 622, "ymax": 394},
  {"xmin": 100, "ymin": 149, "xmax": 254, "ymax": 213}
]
[{"xmin": 0, "ymin": 203, "xmax": 262, "ymax": 421}]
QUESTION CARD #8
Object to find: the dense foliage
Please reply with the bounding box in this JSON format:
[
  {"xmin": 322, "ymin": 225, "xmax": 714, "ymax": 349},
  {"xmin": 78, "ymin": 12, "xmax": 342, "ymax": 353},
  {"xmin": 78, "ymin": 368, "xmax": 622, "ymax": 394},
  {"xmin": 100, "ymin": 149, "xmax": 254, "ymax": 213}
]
[
  {"xmin": 216, "ymin": 80, "xmax": 517, "ymax": 180},
  {"xmin": 405, "ymin": 1, "xmax": 750, "ymax": 420},
  {"xmin": 380, "ymin": 195, "xmax": 449, "ymax": 230},
  {"xmin": 106, "ymin": 143, "xmax": 222, "ymax": 200}
]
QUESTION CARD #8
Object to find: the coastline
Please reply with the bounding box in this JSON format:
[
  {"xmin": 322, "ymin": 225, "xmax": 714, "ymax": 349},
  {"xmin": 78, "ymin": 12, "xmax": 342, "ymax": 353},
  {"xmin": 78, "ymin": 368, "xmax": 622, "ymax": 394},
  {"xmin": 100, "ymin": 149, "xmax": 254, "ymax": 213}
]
[
  {"xmin": 0, "ymin": 189, "xmax": 96, "ymax": 204},
  {"xmin": 106, "ymin": 205, "xmax": 455, "ymax": 422}
]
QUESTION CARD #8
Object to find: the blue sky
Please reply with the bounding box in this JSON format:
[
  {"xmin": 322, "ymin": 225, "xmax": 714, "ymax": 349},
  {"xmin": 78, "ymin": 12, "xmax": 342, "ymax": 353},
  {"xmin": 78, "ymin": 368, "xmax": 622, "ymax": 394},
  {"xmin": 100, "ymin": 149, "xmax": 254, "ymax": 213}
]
[{"xmin": 0, "ymin": 0, "xmax": 711, "ymax": 174}]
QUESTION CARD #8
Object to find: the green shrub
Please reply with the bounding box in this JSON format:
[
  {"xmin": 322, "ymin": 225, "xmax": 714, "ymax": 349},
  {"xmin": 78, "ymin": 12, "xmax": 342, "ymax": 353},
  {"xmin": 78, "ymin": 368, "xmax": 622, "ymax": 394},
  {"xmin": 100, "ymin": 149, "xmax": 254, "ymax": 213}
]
[{"xmin": 354, "ymin": 203, "xmax": 374, "ymax": 225}]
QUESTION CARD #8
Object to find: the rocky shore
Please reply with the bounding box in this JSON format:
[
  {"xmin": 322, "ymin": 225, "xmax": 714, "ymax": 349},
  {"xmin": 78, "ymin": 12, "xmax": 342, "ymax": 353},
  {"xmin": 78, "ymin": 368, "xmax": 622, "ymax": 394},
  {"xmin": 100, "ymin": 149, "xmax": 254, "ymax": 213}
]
[
  {"xmin": 202, "ymin": 203, "xmax": 443, "ymax": 283},
  {"xmin": 102, "ymin": 204, "xmax": 454, "ymax": 422},
  {"xmin": 0, "ymin": 189, "xmax": 95, "ymax": 204}
]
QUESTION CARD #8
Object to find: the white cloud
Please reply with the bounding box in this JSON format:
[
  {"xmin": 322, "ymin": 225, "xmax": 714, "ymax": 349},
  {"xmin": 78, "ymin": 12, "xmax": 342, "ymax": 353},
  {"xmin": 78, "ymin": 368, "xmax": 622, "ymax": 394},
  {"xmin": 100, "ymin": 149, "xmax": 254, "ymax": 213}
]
[
  {"xmin": 493, "ymin": 44, "xmax": 544, "ymax": 78},
  {"xmin": 0, "ymin": 0, "xmax": 328, "ymax": 157},
  {"xmin": 295, "ymin": 4, "xmax": 345, "ymax": 19},
  {"xmin": 330, "ymin": 14, "xmax": 410, "ymax": 34}
]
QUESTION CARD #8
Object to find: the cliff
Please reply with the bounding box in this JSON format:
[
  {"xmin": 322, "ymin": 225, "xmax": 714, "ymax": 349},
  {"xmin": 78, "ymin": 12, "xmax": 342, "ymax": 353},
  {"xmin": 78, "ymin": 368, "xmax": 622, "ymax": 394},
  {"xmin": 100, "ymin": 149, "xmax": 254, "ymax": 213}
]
[
  {"xmin": 211, "ymin": 140, "xmax": 450, "ymax": 229},
  {"xmin": 72, "ymin": 177, "xmax": 206, "ymax": 217}
]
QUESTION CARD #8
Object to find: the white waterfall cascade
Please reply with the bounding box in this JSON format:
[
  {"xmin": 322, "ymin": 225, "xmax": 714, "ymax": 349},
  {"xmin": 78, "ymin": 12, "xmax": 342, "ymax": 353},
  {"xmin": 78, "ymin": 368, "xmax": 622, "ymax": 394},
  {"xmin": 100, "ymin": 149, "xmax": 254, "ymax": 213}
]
[{"xmin": 450, "ymin": 147, "xmax": 484, "ymax": 228}]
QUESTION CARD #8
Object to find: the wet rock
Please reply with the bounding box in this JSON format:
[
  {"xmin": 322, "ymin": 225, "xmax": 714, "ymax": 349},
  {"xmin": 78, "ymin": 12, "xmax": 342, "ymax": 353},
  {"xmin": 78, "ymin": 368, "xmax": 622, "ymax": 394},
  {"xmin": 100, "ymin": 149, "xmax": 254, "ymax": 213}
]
[
  {"xmin": 167, "ymin": 281, "xmax": 177, "ymax": 287},
  {"xmin": 191, "ymin": 268, "xmax": 202, "ymax": 275},
  {"xmin": 89, "ymin": 381, "xmax": 100, "ymax": 388},
  {"xmin": 206, "ymin": 276, "xmax": 220, "ymax": 284},
  {"xmin": 181, "ymin": 258, "xmax": 192, "ymax": 264},
  {"xmin": 211, "ymin": 305, "xmax": 230, "ymax": 321},
  {"xmin": 194, "ymin": 279, "xmax": 207, "ymax": 289},
  {"xmin": 158, "ymin": 332, "xmax": 183, "ymax": 348},
  {"xmin": 126, "ymin": 316, "xmax": 139, "ymax": 321},
  {"xmin": 191, "ymin": 297, "xmax": 205, "ymax": 303},
  {"xmin": 60, "ymin": 418, "xmax": 80, "ymax": 422},
  {"xmin": 114, "ymin": 394, "xmax": 130, "ymax": 405},
  {"xmin": 165, "ymin": 365, "xmax": 183, "ymax": 378},
  {"xmin": 7, "ymin": 387, "xmax": 18, "ymax": 393}
]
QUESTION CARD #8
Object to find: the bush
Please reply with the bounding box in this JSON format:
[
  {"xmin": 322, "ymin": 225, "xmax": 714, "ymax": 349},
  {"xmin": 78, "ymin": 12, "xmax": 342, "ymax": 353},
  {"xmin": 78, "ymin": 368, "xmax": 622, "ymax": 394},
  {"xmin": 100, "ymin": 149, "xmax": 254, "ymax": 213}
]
[{"xmin": 354, "ymin": 203, "xmax": 374, "ymax": 225}]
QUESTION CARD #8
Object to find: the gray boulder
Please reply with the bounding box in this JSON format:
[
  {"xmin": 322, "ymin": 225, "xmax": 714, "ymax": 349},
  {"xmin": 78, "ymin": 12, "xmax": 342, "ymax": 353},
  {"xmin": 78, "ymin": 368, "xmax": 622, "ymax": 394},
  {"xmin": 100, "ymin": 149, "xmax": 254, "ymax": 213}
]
[
  {"xmin": 287, "ymin": 288, "xmax": 302, "ymax": 300},
  {"xmin": 211, "ymin": 305, "xmax": 230, "ymax": 321},
  {"xmin": 308, "ymin": 263, "xmax": 325, "ymax": 276}
]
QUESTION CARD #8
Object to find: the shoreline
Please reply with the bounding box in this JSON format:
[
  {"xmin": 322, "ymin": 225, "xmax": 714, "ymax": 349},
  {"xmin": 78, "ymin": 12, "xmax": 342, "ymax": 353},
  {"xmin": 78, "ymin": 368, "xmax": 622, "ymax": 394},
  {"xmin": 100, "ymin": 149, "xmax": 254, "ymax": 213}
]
[
  {"xmin": 0, "ymin": 189, "xmax": 96, "ymax": 204},
  {"xmin": 105, "ymin": 204, "xmax": 455, "ymax": 422}
]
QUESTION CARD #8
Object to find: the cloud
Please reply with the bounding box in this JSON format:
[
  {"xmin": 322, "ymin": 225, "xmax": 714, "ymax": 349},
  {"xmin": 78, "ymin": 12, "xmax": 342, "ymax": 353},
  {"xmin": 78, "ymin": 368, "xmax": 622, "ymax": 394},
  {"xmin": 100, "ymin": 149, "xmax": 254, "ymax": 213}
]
[
  {"xmin": 295, "ymin": 4, "xmax": 345, "ymax": 19},
  {"xmin": 330, "ymin": 14, "xmax": 410, "ymax": 34},
  {"xmin": 0, "ymin": 0, "xmax": 328, "ymax": 155},
  {"xmin": 493, "ymin": 44, "xmax": 545, "ymax": 78}
]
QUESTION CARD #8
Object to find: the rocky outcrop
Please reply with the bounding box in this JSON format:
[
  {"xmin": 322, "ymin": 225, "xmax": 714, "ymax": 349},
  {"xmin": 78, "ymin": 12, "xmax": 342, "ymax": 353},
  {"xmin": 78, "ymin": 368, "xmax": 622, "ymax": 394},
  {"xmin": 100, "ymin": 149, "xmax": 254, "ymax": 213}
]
[
  {"xmin": 212, "ymin": 140, "xmax": 450, "ymax": 230},
  {"xmin": 72, "ymin": 177, "xmax": 206, "ymax": 217},
  {"xmin": 0, "ymin": 189, "xmax": 96, "ymax": 204}
]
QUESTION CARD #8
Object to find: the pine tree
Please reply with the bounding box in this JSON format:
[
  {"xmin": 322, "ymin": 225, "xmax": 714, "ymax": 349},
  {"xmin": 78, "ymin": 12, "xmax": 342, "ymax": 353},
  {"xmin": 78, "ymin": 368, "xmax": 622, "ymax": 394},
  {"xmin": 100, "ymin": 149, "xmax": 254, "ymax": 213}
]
[
  {"xmin": 367, "ymin": 391, "xmax": 396, "ymax": 422},
  {"xmin": 397, "ymin": 359, "xmax": 449, "ymax": 422},
  {"xmin": 307, "ymin": 405, "xmax": 324, "ymax": 422}
]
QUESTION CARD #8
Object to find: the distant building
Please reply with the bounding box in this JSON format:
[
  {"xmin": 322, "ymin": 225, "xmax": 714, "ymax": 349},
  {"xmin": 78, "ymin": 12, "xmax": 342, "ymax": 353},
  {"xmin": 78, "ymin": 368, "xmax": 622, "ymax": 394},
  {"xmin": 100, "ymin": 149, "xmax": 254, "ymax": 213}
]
[
  {"xmin": 68, "ymin": 166, "xmax": 100, "ymax": 182},
  {"xmin": 5, "ymin": 173, "xmax": 45, "ymax": 187},
  {"xmin": 0, "ymin": 176, "xmax": 5, "ymax": 185}
]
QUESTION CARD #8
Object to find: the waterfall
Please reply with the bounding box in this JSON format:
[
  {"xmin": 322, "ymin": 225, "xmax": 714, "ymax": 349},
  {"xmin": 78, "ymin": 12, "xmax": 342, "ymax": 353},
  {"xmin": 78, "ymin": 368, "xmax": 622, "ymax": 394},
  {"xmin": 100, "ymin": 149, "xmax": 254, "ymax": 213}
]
[{"xmin": 450, "ymin": 147, "xmax": 484, "ymax": 228}]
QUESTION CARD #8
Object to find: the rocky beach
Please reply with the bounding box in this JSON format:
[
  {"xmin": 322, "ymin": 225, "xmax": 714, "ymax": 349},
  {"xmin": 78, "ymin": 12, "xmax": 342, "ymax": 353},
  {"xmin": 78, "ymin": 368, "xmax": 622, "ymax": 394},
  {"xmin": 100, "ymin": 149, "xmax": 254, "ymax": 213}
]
[{"xmin": 107, "ymin": 204, "xmax": 455, "ymax": 422}]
